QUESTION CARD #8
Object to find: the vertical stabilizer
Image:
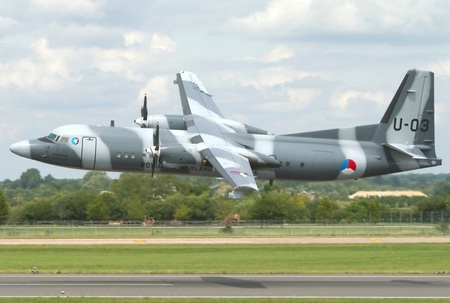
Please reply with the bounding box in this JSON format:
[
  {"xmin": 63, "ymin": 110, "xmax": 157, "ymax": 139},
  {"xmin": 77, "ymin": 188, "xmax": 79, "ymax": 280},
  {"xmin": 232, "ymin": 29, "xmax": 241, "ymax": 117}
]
[{"xmin": 375, "ymin": 69, "xmax": 437, "ymax": 160}]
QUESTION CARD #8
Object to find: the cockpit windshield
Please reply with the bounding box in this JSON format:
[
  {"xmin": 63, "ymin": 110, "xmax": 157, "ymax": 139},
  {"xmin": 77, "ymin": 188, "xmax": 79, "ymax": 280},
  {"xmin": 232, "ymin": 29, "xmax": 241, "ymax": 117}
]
[
  {"xmin": 45, "ymin": 132, "xmax": 69, "ymax": 144},
  {"xmin": 46, "ymin": 133, "xmax": 58, "ymax": 141}
]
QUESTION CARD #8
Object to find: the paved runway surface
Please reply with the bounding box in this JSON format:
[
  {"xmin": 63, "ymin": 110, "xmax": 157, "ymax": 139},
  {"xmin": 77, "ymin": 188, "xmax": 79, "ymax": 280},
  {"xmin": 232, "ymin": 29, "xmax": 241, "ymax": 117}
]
[{"xmin": 0, "ymin": 274, "xmax": 449, "ymax": 298}]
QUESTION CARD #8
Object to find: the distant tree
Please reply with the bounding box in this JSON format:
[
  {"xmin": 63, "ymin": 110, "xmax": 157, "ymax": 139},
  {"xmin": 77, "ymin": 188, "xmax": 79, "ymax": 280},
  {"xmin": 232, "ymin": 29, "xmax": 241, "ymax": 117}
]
[
  {"xmin": 250, "ymin": 191, "xmax": 301, "ymax": 222},
  {"xmin": 19, "ymin": 168, "xmax": 42, "ymax": 189},
  {"xmin": 80, "ymin": 172, "xmax": 112, "ymax": 191},
  {"xmin": 86, "ymin": 195, "xmax": 110, "ymax": 221},
  {"xmin": 0, "ymin": 189, "xmax": 11, "ymax": 223},
  {"xmin": 367, "ymin": 200, "xmax": 381, "ymax": 223},
  {"xmin": 126, "ymin": 197, "xmax": 147, "ymax": 221},
  {"xmin": 432, "ymin": 181, "xmax": 450, "ymax": 198},
  {"xmin": 315, "ymin": 197, "xmax": 337, "ymax": 224},
  {"xmin": 344, "ymin": 201, "xmax": 367, "ymax": 223},
  {"xmin": 174, "ymin": 203, "xmax": 191, "ymax": 221},
  {"xmin": 20, "ymin": 198, "xmax": 55, "ymax": 221}
]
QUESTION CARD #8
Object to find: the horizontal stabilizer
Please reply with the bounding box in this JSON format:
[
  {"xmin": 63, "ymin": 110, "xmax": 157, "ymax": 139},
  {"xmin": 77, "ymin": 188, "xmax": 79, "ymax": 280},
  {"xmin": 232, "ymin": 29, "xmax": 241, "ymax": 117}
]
[{"xmin": 383, "ymin": 143, "xmax": 427, "ymax": 160}]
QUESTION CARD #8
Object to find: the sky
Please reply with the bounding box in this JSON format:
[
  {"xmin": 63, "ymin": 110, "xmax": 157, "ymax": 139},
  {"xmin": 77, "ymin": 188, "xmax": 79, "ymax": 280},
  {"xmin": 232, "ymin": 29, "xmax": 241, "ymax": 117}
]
[{"xmin": 2, "ymin": 0, "xmax": 450, "ymax": 181}]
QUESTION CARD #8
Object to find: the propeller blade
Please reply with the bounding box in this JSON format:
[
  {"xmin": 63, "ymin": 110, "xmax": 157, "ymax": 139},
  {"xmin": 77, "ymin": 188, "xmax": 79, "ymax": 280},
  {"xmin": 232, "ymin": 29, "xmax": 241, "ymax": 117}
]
[
  {"xmin": 155, "ymin": 123, "xmax": 160, "ymax": 151},
  {"xmin": 140, "ymin": 94, "xmax": 148, "ymax": 127},
  {"xmin": 151, "ymin": 122, "xmax": 160, "ymax": 177},
  {"xmin": 151, "ymin": 154, "xmax": 157, "ymax": 177}
]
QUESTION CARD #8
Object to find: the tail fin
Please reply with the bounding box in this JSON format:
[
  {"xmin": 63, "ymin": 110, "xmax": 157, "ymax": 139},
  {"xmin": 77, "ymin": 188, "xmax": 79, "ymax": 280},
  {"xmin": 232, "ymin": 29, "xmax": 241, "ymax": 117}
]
[{"xmin": 375, "ymin": 69, "xmax": 440, "ymax": 164}]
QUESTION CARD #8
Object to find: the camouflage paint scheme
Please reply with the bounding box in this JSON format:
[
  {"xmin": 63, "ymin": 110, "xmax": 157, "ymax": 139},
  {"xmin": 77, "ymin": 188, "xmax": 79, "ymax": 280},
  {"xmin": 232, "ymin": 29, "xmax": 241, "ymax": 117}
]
[{"xmin": 10, "ymin": 69, "xmax": 441, "ymax": 198}]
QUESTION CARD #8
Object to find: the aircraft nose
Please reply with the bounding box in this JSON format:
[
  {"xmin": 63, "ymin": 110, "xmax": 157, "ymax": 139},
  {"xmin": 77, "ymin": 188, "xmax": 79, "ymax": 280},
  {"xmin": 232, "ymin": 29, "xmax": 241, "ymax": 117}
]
[{"xmin": 9, "ymin": 140, "xmax": 31, "ymax": 158}]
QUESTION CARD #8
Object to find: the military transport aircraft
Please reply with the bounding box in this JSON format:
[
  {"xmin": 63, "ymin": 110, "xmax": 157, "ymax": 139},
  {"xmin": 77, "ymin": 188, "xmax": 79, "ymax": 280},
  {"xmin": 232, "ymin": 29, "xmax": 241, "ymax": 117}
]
[{"xmin": 10, "ymin": 69, "xmax": 442, "ymax": 198}]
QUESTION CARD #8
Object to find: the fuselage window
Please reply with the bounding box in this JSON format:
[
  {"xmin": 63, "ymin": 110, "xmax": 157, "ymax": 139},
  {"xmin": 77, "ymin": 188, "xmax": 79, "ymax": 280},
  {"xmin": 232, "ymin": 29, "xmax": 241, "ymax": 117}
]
[{"xmin": 117, "ymin": 152, "xmax": 121, "ymax": 158}]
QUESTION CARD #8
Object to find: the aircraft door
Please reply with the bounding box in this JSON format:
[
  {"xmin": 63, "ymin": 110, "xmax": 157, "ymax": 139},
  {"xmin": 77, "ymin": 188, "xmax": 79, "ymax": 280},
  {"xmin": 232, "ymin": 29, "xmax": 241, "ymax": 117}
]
[{"xmin": 81, "ymin": 137, "xmax": 97, "ymax": 169}]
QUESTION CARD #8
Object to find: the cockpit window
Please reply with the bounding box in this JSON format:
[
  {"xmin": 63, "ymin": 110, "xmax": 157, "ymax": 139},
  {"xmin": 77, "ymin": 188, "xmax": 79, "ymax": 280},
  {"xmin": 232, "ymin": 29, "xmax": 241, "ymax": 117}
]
[
  {"xmin": 45, "ymin": 133, "xmax": 70, "ymax": 144},
  {"xmin": 46, "ymin": 133, "xmax": 58, "ymax": 141}
]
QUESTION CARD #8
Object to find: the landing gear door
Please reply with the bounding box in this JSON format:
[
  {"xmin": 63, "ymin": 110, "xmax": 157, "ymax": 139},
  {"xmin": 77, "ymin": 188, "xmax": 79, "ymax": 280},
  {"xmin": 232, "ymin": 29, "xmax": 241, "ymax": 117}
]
[{"xmin": 81, "ymin": 137, "xmax": 97, "ymax": 169}]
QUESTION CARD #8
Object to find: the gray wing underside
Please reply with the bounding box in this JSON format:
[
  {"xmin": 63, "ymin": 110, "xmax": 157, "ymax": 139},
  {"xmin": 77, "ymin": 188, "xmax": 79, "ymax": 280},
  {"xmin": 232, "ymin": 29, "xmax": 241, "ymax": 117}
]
[{"xmin": 176, "ymin": 71, "xmax": 258, "ymax": 192}]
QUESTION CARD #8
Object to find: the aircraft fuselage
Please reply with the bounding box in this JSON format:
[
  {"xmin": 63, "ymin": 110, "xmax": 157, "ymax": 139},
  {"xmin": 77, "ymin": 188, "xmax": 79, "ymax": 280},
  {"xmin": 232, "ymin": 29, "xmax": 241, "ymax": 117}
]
[{"xmin": 10, "ymin": 122, "xmax": 439, "ymax": 183}]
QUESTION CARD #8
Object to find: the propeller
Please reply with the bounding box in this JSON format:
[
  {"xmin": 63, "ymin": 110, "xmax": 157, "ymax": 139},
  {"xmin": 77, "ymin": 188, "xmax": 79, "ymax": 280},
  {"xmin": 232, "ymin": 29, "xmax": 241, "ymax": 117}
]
[
  {"xmin": 145, "ymin": 122, "xmax": 160, "ymax": 177},
  {"xmin": 140, "ymin": 94, "xmax": 160, "ymax": 177},
  {"xmin": 140, "ymin": 94, "xmax": 148, "ymax": 128},
  {"xmin": 152, "ymin": 123, "xmax": 160, "ymax": 177}
]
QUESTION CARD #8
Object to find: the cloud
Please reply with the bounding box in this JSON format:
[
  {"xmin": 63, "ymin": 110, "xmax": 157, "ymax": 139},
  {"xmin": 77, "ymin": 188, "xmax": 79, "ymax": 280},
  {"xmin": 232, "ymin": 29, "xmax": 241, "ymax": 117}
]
[
  {"xmin": 138, "ymin": 76, "xmax": 171, "ymax": 106},
  {"xmin": 124, "ymin": 31, "xmax": 147, "ymax": 47},
  {"xmin": 262, "ymin": 44, "xmax": 295, "ymax": 62},
  {"xmin": 0, "ymin": 16, "xmax": 19, "ymax": 30},
  {"xmin": 151, "ymin": 34, "xmax": 177, "ymax": 52},
  {"xmin": 0, "ymin": 30, "xmax": 178, "ymax": 94},
  {"xmin": 260, "ymin": 88, "xmax": 317, "ymax": 112},
  {"xmin": 237, "ymin": 67, "xmax": 315, "ymax": 88},
  {"xmin": 230, "ymin": 0, "xmax": 450, "ymax": 42},
  {"xmin": 31, "ymin": 0, "xmax": 105, "ymax": 19},
  {"xmin": 230, "ymin": 0, "xmax": 370, "ymax": 34}
]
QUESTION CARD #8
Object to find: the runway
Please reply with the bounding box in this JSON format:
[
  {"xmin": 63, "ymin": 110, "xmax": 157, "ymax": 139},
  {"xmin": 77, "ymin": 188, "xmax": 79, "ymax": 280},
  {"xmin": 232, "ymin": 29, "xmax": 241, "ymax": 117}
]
[{"xmin": 0, "ymin": 274, "xmax": 449, "ymax": 298}]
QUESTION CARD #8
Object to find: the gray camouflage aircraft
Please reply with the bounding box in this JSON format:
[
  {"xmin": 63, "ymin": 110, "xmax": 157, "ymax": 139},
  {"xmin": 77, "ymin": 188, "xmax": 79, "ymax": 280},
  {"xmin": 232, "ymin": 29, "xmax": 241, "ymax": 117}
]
[{"xmin": 10, "ymin": 69, "xmax": 442, "ymax": 198}]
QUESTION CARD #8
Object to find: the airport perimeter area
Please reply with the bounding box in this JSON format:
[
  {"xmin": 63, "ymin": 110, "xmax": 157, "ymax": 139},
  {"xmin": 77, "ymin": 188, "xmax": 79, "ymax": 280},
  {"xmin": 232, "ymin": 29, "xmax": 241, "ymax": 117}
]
[{"xmin": 0, "ymin": 222, "xmax": 449, "ymax": 244}]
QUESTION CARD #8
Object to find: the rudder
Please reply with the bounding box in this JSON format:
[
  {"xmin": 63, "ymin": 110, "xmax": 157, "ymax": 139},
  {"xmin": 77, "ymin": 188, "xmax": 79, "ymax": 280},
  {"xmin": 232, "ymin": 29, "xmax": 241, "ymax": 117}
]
[{"xmin": 375, "ymin": 69, "xmax": 439, "ymax": 161}]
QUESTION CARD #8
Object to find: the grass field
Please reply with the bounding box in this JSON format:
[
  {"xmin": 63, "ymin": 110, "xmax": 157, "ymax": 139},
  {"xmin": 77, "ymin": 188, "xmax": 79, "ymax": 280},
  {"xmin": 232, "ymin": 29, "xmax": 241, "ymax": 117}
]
[
  {"xmin": 0, "ymin": 223, "xmax": 445, "ymax": 238},
  {"xmin": 0, "ymin": 299, "xmax": 438, "ymax": 303},
  {"xmin": 0, "ymin": 243, "xmax": 448, "ymax": 274},
  {"xmin": 1, "ymin": 225, "xmax": 448, "ymax": 302}
]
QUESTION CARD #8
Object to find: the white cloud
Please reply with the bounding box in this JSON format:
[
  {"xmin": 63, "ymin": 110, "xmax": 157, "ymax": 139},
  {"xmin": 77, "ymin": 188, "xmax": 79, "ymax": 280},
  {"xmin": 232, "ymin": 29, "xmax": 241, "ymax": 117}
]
[
  {"xmin": 0, "ymin": 16, "xmax": 19, "ymax": 29},
  {"xmin": 230, "ymin": 0, "xmax": 450, "ymax": 38},
  {"xmin": 230, "ymin": 0, "xmax": 370, "ymax": 34},
  {"xmin": 138, "ymin": 76, "xmax": 171, "ymax": 106},
  {"xmin": 151, "ymin": 34, "xmax": 177, "ymax": 52},
  {"xmin": 429, "ymin": 60, "xmax": 450, "ymax": 77},
  {"xmin": 262, "ymin": 44, "xmax": 295, "ymax": 62},
  {"xmin": 260, "ymin": 88, "xmax": 317, "ymax": 112},
  {"xmin": 0, "ymin": 38, "xmax": 73, "ymax": 92},
  {"xmin": 332, "ymin": 90, "xmax": 387, "ymax": 110},
  {"xmin": 31, "ymin": 0, "xmax": 105, "ymax": 19},
  {"xmin": 237, "ymin": 67, "xmax": 315, "ymax": 88},
  {"xmin": 124, "ymin": 31, "xmax": 148, "ymax": 47}
]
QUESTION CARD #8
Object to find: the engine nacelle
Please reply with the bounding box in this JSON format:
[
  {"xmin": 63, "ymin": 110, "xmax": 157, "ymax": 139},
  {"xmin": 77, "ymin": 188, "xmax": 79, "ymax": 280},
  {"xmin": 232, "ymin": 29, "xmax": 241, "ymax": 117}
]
[
  {"xmin": 135, "ymin": 115, "xmax": 187, "ymax": 130},
  {"xmin": 159, "ymin": 144, "xmax": 202, "ymax": 167},
  {"xmin": 221, "ymin": 119, "xmax": 272, "ymax": 135},
  {"xmin": 135, "ymin": 115, "xmax": 273, "ymax": 135}
]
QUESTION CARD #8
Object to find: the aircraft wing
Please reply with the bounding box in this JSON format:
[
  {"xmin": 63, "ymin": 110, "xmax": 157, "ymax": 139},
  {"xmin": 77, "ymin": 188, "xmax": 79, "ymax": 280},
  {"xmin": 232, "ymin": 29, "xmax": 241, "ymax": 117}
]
[
  {"xmin": 176, "ymin": 70, "xmax": 224, "ymax": 119},
  {"xmin": 176, "ymin": 71, "xmax": 258, "ymax": 194},
  {"xmin": 199, "ymin": 145, "xmax": 258, "ymax": 192}
]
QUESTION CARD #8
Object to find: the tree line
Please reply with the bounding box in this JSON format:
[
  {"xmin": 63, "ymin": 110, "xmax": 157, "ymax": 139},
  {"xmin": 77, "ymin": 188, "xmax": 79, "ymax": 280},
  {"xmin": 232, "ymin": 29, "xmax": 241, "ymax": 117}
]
[{"xmin": 0, "ymin": 169, "xmax": 449, "ymax": 224}]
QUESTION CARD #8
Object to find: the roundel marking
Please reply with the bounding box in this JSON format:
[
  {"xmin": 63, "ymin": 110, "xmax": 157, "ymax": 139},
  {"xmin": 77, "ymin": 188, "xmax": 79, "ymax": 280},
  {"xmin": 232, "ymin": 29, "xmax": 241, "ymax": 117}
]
[
  {"xmin": 340, "ymin": 159, "xmax": 357, "ymax": 175},
  {"xmin": 71, "ymin": 137, "xmax": 79, "ymax": 145}
]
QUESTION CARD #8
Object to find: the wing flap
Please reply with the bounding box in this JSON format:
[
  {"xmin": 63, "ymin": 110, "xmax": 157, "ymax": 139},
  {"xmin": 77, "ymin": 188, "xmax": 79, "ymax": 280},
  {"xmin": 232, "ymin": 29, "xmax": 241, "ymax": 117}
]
[{"xmin": 199, "ymin": 146, "xmax": 258, "ymax": 191}]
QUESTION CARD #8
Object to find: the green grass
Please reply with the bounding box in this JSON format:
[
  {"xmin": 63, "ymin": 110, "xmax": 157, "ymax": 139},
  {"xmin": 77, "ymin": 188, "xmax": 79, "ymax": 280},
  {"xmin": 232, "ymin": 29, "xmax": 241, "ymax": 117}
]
[
  {"xmin": 1, "ymin": 243, "xmax": 448, "ymax": 274},
  {"xmin": 0, "ymin": 224, "xmax": 444, "ymax": 238},
  {"xmin": 0, "ymin": 299, "xmax": 440, "ymax": 303}
]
